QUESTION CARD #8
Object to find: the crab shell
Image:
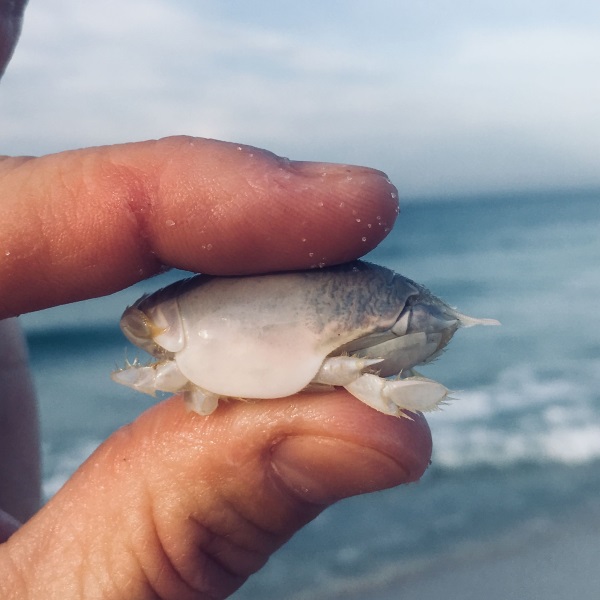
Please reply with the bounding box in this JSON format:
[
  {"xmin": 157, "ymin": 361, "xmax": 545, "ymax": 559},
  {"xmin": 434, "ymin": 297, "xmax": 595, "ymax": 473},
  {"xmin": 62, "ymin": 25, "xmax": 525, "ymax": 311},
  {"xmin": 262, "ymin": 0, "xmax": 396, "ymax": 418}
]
[{"xmin": 113, "ymin": 261, "xmax": 498, "ymax": 416}]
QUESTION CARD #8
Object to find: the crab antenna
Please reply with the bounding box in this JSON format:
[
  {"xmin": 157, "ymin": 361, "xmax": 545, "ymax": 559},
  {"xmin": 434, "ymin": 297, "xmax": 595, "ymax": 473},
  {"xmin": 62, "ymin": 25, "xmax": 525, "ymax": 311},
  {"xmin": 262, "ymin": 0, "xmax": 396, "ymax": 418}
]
[{"xmin": 453, "ymin": 312, "xmax": 501, "ymax": 328}]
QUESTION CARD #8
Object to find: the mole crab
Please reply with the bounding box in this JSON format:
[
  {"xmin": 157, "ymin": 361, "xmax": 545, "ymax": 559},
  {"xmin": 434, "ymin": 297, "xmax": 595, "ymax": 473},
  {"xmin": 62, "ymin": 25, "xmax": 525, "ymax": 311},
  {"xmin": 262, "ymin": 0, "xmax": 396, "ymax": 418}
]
[{"xmin": 112, "ymin": 261, "xmax": 498, "ymax": 417}]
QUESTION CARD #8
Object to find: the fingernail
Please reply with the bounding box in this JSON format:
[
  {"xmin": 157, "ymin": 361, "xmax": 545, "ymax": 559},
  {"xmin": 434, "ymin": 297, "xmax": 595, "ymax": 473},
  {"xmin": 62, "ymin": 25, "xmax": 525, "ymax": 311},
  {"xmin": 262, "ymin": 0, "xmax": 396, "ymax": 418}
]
[
  {"xmin": 287, "ymin": 160, "xmax": 389, "ymax": 179},
  {"xmin": 271, "ymin": 435, "xmax": 410, "ymax": 505}
]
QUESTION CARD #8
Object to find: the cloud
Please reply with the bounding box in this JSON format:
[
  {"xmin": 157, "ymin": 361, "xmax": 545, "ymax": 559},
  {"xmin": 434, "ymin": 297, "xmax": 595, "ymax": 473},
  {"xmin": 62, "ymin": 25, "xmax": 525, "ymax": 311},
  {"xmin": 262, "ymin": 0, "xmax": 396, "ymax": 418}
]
[{"xmin": 1, "ymin": 0, "xmax": 599, "ymax": 196}]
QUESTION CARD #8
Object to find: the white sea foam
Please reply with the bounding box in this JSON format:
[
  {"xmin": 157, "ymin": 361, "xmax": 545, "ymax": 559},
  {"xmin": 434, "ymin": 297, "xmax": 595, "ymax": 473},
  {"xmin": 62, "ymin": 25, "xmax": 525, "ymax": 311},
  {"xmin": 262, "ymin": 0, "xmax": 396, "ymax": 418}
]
[{"xmin": 429, "ymin": 359, "xmax": 600, "ymax": 468}]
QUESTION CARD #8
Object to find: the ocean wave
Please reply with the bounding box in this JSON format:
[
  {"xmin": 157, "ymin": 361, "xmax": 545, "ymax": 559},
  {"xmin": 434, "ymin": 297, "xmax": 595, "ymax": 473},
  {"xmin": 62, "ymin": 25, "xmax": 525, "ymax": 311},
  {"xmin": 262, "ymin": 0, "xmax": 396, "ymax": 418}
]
[{"xmin": 429, "ymin": 360, "xmax": 600, "ymax": 468}]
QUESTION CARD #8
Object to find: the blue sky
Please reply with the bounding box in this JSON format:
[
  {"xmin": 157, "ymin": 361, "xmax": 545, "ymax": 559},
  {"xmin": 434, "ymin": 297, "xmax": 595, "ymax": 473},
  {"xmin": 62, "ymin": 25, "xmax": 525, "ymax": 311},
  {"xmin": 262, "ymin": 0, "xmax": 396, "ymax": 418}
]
[{"xmin": 1, "ymin": 0, "xmax": 599, "ymax": 197}]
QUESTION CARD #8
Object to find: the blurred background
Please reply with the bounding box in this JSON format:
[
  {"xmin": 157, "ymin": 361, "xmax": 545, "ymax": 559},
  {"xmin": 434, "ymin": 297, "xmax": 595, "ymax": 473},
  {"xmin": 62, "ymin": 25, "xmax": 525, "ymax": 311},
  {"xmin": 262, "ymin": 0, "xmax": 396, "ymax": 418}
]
[
  {"xmin": 4, "ymin": 0, "xmax": 600, "ymax": 196},
  {"xmin": 2, "ymin": 1, "xmax": 600, "ymax": 598}
]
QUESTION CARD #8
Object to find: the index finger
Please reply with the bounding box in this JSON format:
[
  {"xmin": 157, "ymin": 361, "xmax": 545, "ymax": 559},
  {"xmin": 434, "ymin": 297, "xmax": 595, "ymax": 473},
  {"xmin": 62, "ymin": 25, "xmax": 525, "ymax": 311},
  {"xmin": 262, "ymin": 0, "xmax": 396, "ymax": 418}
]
[{"xmin": 0, "ymin": 136, "xmax": 399, "ymax": 318}]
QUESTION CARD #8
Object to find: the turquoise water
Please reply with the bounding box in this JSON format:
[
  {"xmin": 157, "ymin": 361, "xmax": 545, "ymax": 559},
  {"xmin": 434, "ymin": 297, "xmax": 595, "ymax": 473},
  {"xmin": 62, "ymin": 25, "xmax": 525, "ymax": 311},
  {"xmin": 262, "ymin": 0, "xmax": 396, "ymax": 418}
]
[{"xmin": 21, "ymin": 190, "xmax": 600, "ymax": 598}]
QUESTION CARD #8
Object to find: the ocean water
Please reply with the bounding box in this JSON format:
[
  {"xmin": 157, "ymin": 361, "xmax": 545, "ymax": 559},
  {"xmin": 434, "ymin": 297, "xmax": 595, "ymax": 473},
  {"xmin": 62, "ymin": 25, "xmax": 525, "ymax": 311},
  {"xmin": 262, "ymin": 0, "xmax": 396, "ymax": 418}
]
[{"xmin": 21, "ymin": 190, "xmax": 600, "ymax": 598}]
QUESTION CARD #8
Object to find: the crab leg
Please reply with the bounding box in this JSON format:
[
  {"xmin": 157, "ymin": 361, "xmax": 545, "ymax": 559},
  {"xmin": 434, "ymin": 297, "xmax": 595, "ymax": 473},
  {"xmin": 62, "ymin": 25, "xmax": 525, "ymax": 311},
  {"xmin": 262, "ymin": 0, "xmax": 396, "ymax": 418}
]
[
  {"xmin": 182, "ymin": 389, "xmax": 221, "ymax": 416},
  {"xmin": 111, "ymin": 359, "xmax": 190, "ymax": 396},
  {"xmin": 112, "ymin": 360, "xmax": 222, "ymax": 416},
  {"xmin": 312, "ymin": 356, "xmax": 384, "ymax": 386},
  {"xmin": 344, "ymin": 373, "xmax": 448, "ymax": 418}
]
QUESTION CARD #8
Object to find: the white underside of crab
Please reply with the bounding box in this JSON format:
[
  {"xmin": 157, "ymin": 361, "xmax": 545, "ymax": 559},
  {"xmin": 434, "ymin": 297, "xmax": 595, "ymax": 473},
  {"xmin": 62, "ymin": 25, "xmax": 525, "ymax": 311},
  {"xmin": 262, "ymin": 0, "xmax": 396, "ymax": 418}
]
[{"xmin": 111, "ymin": 262, "xmax": 498, "ymax": 418}]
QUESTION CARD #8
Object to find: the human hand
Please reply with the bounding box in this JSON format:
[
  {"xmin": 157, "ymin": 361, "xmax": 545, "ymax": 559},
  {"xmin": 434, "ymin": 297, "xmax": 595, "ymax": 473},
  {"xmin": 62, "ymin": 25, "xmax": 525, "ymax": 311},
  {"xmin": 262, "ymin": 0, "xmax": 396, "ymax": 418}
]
[
  {"xmin": 0, "ymin": 134, "xmax": 432, "ymax": 599},
  {"xmin": 0, "ymin": 5, "xmax": 432, "ymax": 599}
]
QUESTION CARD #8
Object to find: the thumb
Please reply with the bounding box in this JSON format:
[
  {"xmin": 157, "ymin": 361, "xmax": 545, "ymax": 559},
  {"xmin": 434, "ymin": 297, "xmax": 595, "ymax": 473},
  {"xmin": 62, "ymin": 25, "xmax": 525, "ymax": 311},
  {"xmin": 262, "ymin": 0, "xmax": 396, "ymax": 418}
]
[{"xmin": 0, "ymin": 392, "xmax": 431, "ymax": 600}]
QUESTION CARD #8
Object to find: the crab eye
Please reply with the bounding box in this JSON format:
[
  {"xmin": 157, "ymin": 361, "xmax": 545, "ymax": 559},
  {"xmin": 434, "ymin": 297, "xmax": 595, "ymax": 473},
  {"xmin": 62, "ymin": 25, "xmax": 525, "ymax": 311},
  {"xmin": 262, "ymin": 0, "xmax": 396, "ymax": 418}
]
[
  {"xmin": 121, "ymin": 307, "xmax": 151, "ymax": 342},
  {"xmin": 145, "ymin": 298, "xmax": 185, "ymax": 353},
  {"xmin": 120, "ymin": 307, "xmax": 163, "ymax": 356}
]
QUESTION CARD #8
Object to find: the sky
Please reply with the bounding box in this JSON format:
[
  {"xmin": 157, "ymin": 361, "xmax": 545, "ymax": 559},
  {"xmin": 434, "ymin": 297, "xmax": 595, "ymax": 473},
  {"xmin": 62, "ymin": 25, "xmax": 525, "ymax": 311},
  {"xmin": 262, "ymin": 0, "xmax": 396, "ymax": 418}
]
[{"xmin": 0, "ymin": 0, "xmax": 599, "ymax": 197}]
